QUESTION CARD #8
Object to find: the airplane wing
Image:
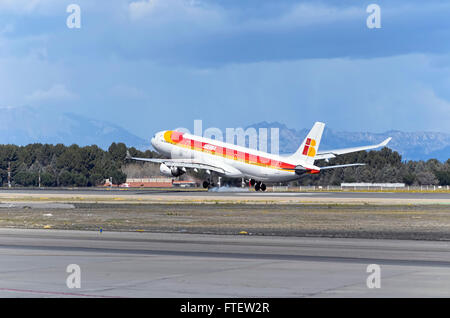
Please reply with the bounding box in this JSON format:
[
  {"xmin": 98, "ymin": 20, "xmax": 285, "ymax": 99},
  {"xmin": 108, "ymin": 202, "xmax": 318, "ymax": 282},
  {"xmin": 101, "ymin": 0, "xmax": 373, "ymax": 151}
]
[
  {"xmin": 126, "ymin": 152, "xmax": 227, "ymax": 174},
  {"xmin": 315, "ymin": 137, "xmax": 392, "ymax": 160}
]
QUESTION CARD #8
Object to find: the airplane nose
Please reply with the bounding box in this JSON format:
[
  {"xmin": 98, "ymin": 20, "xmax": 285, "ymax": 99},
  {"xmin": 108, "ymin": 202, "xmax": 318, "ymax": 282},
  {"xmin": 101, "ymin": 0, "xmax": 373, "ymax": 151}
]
[{"xmin": 151, "ymin": 132, "xmax": 163, "ymax": 149}]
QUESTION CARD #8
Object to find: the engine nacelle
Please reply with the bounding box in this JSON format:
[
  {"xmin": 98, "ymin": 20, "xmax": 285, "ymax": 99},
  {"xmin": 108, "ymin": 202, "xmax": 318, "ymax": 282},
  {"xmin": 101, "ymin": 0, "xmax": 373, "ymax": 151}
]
[{"xmin": 160, "ymin": 163, "xmax": 185, "ymax": 177}]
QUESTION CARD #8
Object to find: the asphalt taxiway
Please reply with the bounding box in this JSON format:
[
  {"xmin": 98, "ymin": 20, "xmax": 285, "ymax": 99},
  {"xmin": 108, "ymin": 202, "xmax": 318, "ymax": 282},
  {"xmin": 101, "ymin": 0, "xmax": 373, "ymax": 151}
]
[
  {"xmin": 1, "ymin": 188, "xmax": 449, "ymax": 297},
  {"xmin": 1, "ymin": 229, "xmax": 450, "ymax": 297}
]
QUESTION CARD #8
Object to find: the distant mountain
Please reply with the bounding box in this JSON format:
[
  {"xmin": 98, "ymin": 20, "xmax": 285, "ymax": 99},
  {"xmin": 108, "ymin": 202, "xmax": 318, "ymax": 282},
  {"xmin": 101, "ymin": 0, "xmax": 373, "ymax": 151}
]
[
  {"xmin": 1, "ymin": 107, "xmax": 448, "ymax": 161},
  {"xmin": 0, "ymin": 106, "xmax": 149, "ymax": 150},
  {"xmin": 247, "ymin": 121, "xmax": 450, "ymax": 162}
]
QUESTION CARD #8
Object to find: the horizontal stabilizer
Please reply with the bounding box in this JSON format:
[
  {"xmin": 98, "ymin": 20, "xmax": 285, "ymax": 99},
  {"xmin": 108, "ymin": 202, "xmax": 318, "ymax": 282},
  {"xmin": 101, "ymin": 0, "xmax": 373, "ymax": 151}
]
[
  {"xmin": 280, "ymin": 163, "xmax": 365, "ymax": 173},
  {"xmin": 319, "ymin": 163, "xmax": 366, "ymax": 170},
  {"xmin": 316, "ymin": 137, "xmax": 392, "ymax": 160}
]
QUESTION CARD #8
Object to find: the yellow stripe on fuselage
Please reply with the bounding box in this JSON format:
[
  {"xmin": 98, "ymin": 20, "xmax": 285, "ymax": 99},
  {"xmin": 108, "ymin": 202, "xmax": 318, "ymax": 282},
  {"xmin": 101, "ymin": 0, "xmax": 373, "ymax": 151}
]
[{"xmin": 163, "ymin": 130, "xmax": 295, "ymax": 172}]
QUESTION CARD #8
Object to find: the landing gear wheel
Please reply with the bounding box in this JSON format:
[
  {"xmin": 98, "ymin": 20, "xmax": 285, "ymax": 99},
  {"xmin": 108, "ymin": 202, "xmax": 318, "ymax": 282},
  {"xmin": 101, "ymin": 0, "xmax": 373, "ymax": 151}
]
[
  {"xmin": 250, "ymin": 179, "xmax": 256, "ymax": 187},
  {"xmin": 202, "ymin": 181, "xmax": 210, "ymax": 189},
  {"xmin": 255, "ymin": 183, "xmax": 260, "ymax": 191},
  {"xmin": 260, "ymin": 183, "xmax": 267, "ymax": 192}
]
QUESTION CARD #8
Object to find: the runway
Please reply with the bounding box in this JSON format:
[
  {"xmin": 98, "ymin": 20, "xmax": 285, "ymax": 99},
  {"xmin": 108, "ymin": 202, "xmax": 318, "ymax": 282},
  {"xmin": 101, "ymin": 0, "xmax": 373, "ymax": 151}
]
[
  {"xmin": 0, "ymin": 188, "xmax": 449, "ymax": 205},
  {"xmin": 1, "ymin": 229, "xmax": 450, "ymax": 297},
  {"xmin": 1, "ymin": 188, "xmax": 449, "ymax": 297},
  {"xmin": 1, "ymin": 187, "xmax": 449, "ymax": 198}
]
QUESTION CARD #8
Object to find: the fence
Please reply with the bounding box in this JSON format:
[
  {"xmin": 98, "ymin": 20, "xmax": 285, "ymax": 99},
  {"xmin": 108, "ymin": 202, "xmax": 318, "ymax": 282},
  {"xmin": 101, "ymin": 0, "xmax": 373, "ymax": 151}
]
[{"xmin": 271, "ymin": 185, "xmax": 450, "ymax": 192}]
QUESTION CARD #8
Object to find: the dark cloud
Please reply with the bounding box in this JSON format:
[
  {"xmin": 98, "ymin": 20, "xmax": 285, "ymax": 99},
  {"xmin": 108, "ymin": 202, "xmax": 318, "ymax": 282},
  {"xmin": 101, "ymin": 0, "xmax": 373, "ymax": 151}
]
[{"xmin": 3, "ymin": 0, "xmax": 450, "ymax": 66}]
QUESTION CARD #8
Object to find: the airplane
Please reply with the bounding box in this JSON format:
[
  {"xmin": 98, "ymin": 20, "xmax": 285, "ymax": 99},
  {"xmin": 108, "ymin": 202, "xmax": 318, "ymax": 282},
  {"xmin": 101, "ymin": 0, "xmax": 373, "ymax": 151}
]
[{"xmin": 127, "ymin": 122, "xmax": 392, "ymax": 191}]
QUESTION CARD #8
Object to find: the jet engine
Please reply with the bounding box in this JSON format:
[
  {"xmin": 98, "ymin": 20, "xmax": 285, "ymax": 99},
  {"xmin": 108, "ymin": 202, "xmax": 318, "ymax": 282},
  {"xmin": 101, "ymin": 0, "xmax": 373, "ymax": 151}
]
[{"xmin": 160, "ymin": 163, "xmax": 185, "ymax": 177}]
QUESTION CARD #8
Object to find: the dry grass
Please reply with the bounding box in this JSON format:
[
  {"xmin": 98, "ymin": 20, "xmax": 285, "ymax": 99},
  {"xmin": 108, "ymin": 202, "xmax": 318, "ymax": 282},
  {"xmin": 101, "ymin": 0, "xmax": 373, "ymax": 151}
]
[{"xmin": 1, "ymin": 202, "xmax": 450, "ymax": 240}]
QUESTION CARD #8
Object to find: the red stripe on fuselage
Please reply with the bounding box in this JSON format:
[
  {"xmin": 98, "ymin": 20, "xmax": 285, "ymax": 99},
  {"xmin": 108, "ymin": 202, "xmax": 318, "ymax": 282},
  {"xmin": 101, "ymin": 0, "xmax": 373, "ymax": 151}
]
[{"xmin": 168, "ymin": 132, "xmax": 296, "ymax": 170}]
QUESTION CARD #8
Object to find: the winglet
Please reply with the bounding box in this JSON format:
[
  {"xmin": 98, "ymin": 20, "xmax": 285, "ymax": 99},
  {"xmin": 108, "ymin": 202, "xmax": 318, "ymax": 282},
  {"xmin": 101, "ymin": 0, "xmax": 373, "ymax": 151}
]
[
  {"xmin": 380, "ymin": 137, "xmax": 392, "ymax": 147},
  {"xmin": 125, "ymin": 150, "xmax": 132, "ymax": 160}
]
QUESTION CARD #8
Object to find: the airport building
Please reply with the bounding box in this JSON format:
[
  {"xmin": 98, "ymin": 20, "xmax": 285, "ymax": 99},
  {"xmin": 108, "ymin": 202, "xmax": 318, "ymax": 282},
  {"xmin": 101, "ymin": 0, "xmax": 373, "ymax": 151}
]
[{"xmin": 104, "ymin": 178, "xmax": 199, "ymax": 188}]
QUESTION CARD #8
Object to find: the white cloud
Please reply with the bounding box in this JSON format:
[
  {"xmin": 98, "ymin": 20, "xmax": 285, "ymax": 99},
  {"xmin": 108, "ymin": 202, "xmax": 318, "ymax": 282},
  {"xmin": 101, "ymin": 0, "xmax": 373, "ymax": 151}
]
[
  {"xmin": 0, "ymin": 23, "xmax": 14, "ymax": 34},
  {"xmin": 111, "ymin": 84, "xmax": 147, "ymax": 99},
  {"xmin": 128, "ymin": 0, "xmax": 158, "ymax": 18},
  {"xmin": 127, "ymin": 1, "xmax": 362, "ymax": 36},
  {"xmin": 0, "ymin": 0, "xmax": 39, "ymax": 13},
  {"xmin": 0, "ymin": 0, "xmax": 63, "ymax": 14},
  {"xmin": 25, "ymin": 84, "xmax": 78, "ymax": 103},
  {"xmin": 128, "ymin": 0, "xmax": 225, "ymax": 27},
  {"xmin": 241, "ymin": 3, "xmax": 362, "ymax": 32}
]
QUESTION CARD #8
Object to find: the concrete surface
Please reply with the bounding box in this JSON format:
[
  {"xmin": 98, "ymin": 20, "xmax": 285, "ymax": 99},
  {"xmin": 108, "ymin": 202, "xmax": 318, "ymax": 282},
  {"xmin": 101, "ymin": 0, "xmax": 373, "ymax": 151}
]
[{"xmin": 1, "ymin": 229, "xmax": 450, "ymax": 297}]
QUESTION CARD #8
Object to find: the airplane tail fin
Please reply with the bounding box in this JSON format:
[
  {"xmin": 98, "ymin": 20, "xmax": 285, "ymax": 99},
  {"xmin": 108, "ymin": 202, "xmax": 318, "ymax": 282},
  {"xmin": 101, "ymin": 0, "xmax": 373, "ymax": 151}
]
[{"xmin": 289, "ymin": 122, "xmax": 325, "ymax": 165}]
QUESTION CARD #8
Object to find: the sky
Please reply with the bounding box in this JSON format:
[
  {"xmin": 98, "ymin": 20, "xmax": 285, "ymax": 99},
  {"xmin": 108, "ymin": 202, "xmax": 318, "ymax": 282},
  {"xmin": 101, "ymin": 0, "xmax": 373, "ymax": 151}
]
[{"xmin": 1, "ymin": 0, "xmax": 450, "ymax": 138}]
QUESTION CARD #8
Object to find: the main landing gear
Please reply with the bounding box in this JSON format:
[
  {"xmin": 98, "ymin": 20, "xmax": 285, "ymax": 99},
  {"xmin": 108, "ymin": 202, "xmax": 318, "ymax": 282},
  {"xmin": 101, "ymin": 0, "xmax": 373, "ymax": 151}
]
[
  {"xmin": 202, "ymin": 180, "xmax": 216, "ymax": 189},
  {"xmin": 249, "ymin": 179, "xmax": 267, "ymax": 192},
  {"xmin": 202, "ymin": 170, "xmax": 216, "ymax": 189}
]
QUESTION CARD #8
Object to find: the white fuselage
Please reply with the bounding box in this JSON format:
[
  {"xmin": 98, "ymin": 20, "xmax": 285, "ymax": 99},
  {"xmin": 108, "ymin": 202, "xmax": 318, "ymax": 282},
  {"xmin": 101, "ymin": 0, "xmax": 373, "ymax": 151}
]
[{"xmin": 151, "ymin": 130, "xmax": 315, "ymax": 182}]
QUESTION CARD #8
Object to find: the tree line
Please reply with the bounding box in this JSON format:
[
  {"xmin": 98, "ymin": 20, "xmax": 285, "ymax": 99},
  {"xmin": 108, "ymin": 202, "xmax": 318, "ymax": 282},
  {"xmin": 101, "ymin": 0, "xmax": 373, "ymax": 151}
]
[
  {"xmin": 0, "ymin": 143, "xmax": 153, "ymax": 187},
  {"xmin": 0, "ymin": 143, "xmax": 448, "ymax": 187}
]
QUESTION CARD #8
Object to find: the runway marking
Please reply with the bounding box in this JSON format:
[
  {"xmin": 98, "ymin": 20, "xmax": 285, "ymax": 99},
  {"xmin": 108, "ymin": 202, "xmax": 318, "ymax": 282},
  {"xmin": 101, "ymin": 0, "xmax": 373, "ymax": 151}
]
[
  {"xmin": 0, "ymin": 287, "xmax": 123, "ymax": 298},
  {"xmin": 235, "ymin": 192, "xmax": 319, "ymax": 196},
  {"xmin": 2, "ymin": 244, "xmax": 450, "ymax": 267}
]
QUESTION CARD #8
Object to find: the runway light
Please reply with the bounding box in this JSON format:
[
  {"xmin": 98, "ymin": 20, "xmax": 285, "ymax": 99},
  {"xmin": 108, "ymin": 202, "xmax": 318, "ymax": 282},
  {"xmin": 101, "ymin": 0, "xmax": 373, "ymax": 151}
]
[{"xmin": 239, "ymin": 231, "xmax": 248, "ymax": 235}]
